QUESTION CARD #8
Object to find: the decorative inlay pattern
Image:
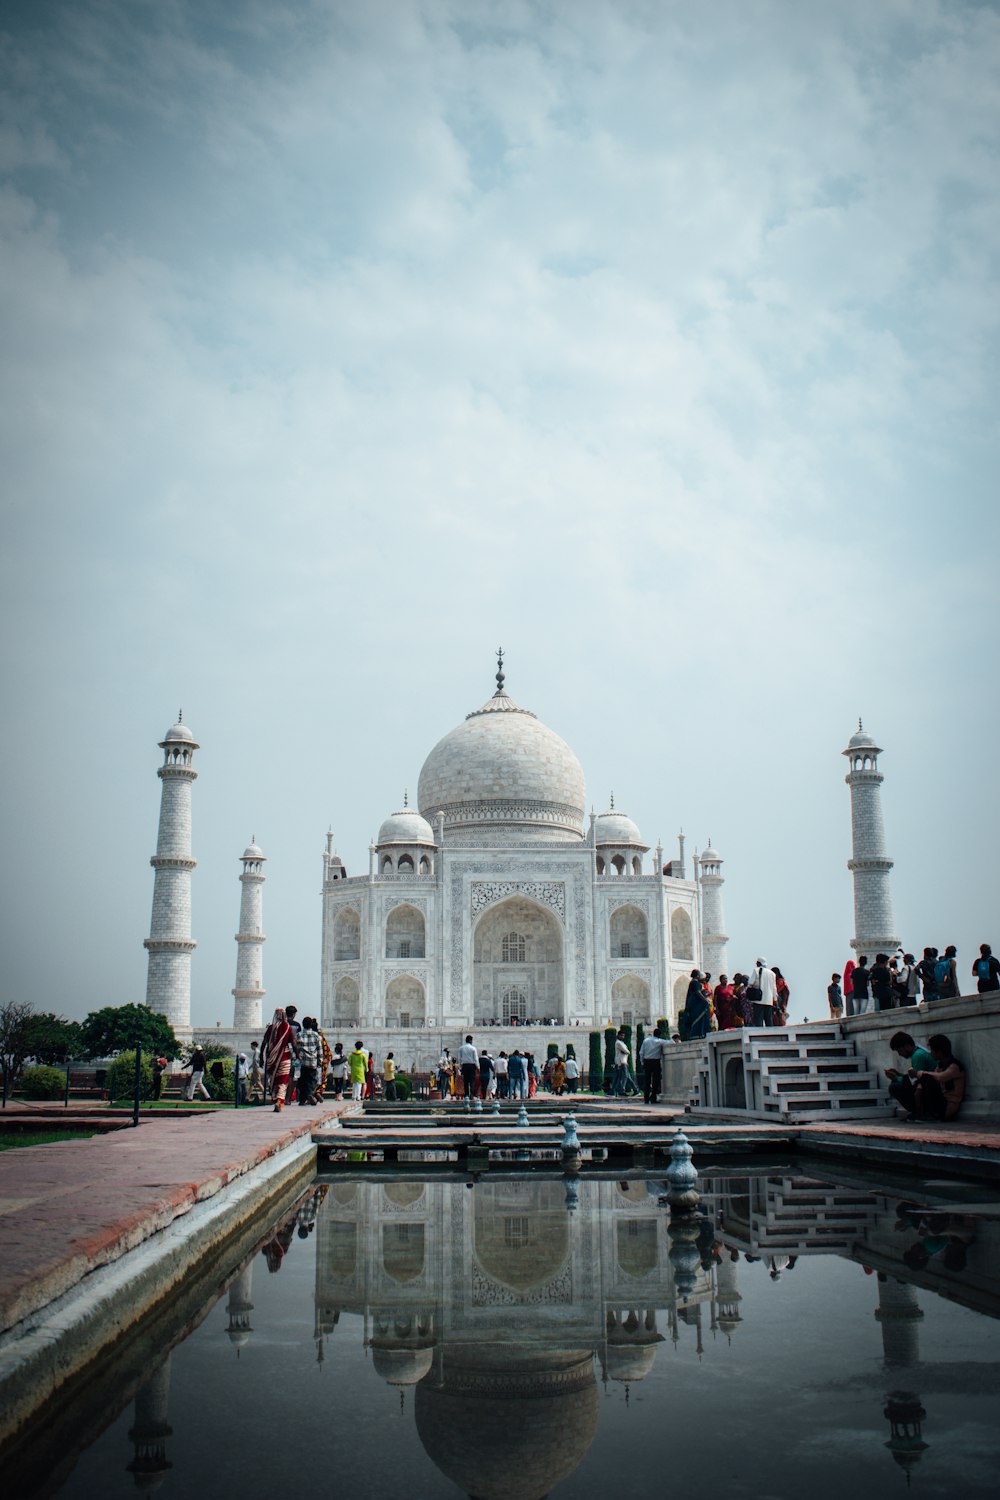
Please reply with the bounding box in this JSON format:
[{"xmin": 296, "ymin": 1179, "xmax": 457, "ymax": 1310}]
[
  {"xmin": 608, "ymin": 967, "xmax": 653, "ymax": 983},
  {"xmin": 382, "ymin": 894, "xmax": 429, "ymax": 916},
  {"xmin": 471, "ymin": 881, "xmax": 565, "ymax": 922}
]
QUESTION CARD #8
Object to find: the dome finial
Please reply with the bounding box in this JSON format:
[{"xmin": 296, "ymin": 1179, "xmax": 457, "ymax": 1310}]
[
  {"xmin": 610, "ymin": 790, "xmax": 615, "ymax": 810},
  {"xmin": 403, "ymin": 789, "xmax": 408, "ymax": 808},
  {"xmin": 858, "ymin": 716, "xmax": 863, "ymax": 731},
  {"xmin": 178, "ymin": 707, "xmax": 183, "ymax": 724},
  {"xmin": 494, "ymin": 645, "xmax": 505, "ymax": 696}
]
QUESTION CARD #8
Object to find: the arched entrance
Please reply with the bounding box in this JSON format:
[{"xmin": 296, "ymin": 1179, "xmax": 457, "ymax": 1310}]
[{"xmin": 472, "ymin": 895, "xmax": 564, "ymax": 1024}]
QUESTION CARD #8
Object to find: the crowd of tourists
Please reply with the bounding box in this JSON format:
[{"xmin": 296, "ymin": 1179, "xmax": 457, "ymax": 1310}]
[
  {"xmin": 678, "ymin": 962, "xmax": 791, "ymax": 1038},
  {"xmin": 829, "ymin": 943, "xmax": 999, "ymax": 1018}
]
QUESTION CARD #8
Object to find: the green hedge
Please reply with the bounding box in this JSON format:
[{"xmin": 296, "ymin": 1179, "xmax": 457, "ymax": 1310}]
[
  {"xmin": 21, "ymin": 1065, "xmax": 66, "ymax": 1100},
  {"xmin": 388, "ymin": 1072, "xmax": 412, "ymax": 1101},
  {"xmin": 603, "ymin": 1027, "xmax": 616, "ymax": 1094},
  {"xmin": 107, "ymin": 1052, "xmax": 154, "ymax": 1102}
]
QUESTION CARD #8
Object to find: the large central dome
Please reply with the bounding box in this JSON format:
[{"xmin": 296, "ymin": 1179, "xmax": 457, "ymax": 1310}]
[{"xmin": 417, "ymin": 675, "xmax": 585, "ymax": 844}]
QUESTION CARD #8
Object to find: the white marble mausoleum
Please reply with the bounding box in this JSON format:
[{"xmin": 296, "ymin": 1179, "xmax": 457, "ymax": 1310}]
[{"xmin": 319, "ymin": 661, "xmax": 728, "ymax": 1049}]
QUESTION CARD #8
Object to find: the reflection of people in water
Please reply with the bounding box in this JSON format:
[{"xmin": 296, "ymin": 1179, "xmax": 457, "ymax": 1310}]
[
  {"xmin": 896, "ymin": 1204, "xmax": 976, "ymax": 1273},
  {"xmin": 262, "ymin": 1215, "xmax": 297, "ymax": 1273}
]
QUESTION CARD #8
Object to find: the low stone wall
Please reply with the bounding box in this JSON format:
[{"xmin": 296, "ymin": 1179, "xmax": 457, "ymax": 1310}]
[{"xmin": 658, "ymin": 991, "xmax": 1000, "ymax": 1120}]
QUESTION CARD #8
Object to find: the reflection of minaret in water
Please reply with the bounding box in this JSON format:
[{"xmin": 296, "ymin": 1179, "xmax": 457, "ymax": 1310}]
[
  {"xmin": 876, "ymin": 1276, "xmax": 929, "ymax": 1481},
  {"xmin": 226, "ymin": 1262, "xmax": 255, "ymax": 1356},
  {"xmin": 714, "ymin": 1253, "xmax": 743, "ymax": 1343},
  {"xmin": 874, "ymin": 1274, "xmax": 923, "ymax": 1367},
  {"xmin": 126, "ymin": 1354, "xmax": 173, "ymax": 1490}
]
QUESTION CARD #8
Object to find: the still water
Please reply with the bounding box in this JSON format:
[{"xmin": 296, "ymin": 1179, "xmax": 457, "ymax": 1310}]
[{"xmin": 21, "ymin": 1168, "xmax": 1000, "ymax": 1499}]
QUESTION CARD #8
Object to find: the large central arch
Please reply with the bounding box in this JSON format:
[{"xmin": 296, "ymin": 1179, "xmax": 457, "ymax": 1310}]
[{"xmin": 472, "ymin": 895, "xmax": 565, "ymax": 1023}]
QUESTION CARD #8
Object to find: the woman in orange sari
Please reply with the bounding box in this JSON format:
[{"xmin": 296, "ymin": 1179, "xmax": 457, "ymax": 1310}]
[{"xmin": 261, "ymin": 1007, "xmax": 296, "ymax": 1112}]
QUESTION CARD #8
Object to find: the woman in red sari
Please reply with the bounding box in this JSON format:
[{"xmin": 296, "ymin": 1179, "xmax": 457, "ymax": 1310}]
[{"xmin": 261, "ymin": 1007, "xmax": 296, "ymax": 1112}]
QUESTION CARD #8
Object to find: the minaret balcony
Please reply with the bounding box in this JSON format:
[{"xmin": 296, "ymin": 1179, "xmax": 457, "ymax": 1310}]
[
  {"xmin": 150, "ymin": 856, "xmax": 197, "ymax": 871},
  {"xmin": 143, "ymin": 938, "xmax": 197, "ymax": 953},
  {"xmin": 235, "ymin": 932, "xmax": 267, "ymax": 943}
]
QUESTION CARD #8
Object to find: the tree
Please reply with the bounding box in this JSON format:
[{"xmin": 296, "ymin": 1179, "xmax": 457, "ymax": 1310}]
[
  {"xmin": 80, "ymin": 1004, "xmax": 181, "ymax": 1060},
  {"xmin": 24, "ymin": 1013, "xmax": 84, "ymax": 1065},
  {"xmin": 0, "ymin": 1000, "xmax": 34, "ymax": 1091}
]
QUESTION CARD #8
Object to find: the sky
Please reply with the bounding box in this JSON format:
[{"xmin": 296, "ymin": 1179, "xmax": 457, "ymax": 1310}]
[{"xmin": 1, "ymin": 0, "xmax": 998, "ymax": 1031}]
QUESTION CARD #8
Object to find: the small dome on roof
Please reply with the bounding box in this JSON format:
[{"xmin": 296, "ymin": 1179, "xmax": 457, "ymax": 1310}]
[
  {"xmin": 242, "ymin": 842, "xmax": 265, "ymax": 860},
  {"xmin": 377, "ymin": 805, "xmax": 436, "ymax": 848},
  {"xmin": 594, "ymin": 806, "xmax": 646, "ymax": 848},
  {"xmin": 163, "ymin": 721, "xmax": 195, "ymax": 743},
  {"xmin": 845, "ymin": 719, "xmax": 879, "ymax": 752},
  {"xmin": 701, "ymin": 844, "xmax": 721, "ymax": 862}
]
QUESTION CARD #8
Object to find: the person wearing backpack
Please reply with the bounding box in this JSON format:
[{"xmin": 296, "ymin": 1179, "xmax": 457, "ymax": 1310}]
[
  {"xmin": 915, "ymin": 947, "xmax": 940, "ymax": 1003},
  {"xmin": 933, "ymin": 946, "xmax": 959, "ymax": 1001},
  {"xmin": 973, "ymin": 943, "xmax": 1000, "ymax": 993}
]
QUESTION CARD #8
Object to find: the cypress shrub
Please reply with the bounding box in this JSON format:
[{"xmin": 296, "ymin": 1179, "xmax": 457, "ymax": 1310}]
[
  {"xmin": 546, "ymin": 1041, "xmax": 559, "ymax": 1060},
  {"xmin": 588, "ymin": 1032, "xmax": 602, "ymax": 1092},
  {"xmin": 603, "ymin": 1027, "xmax": 616, "ymax": 1094},
  {"xmin": 565, "ymin": 1042, "xmax": 576, "ymax": 1060},
  {"xmin": 107, "ymin": 1052, "xmax": 154, "ymax": 1102}
]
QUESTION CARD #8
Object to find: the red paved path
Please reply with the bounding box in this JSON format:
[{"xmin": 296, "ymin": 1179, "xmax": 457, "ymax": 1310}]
[{"xmin": 0, "ymin": 1101, "xmax": 350, "ymax": 1332}]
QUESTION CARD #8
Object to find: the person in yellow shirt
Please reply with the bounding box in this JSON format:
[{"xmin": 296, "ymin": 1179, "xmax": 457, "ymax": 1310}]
[
  {"xmin": 348, "ymin": 1041, "xmax": 368, "ymax": 1102},
  {"xmin": 383, "ymin": 1051, "xmax": 398, "ymax": 1101}
]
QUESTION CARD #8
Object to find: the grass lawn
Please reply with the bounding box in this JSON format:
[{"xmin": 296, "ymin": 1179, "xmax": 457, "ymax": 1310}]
[{"xmin": 0, "ymin": 1129, "xmax": 98, "ymax": 1150}]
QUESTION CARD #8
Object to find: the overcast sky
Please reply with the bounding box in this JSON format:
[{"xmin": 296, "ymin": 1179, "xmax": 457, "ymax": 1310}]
[{"xmin": 2, "ymin": 0, "xmax": 997, "ymax": 1032}]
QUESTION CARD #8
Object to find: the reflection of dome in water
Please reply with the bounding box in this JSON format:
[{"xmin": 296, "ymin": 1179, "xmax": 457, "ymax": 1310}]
[
  {"xmin": 372, "ymin": 1347, "xmax": 434, "ymax": 1387},
  {"xmin": 604, "ymin": 1344, "xmax": 658, "ymax": 1382},
  {"xmin": 415, "ymin": 1347, "xmax": 598, "ymax": 1500}
]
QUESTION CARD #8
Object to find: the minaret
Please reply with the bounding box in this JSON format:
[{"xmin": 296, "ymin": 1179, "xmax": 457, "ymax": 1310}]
[
  {"xmin": 232, "ymin": 839, "xmax": 266, "ymax": 1030},
  {"xmin": 143, "ymin": 714, "xmax": 198, "ymax": 1032},
  {"xmin": 843, "ymin": 722, "xmax": 899, "ymax": 957},
  {"xmin": 698, "ymin": 842, "xmax": 729, "ymax": 978},
  {"xmin": 874, "ymin": 1275, "xmax": 923, "ymax": 1368}
]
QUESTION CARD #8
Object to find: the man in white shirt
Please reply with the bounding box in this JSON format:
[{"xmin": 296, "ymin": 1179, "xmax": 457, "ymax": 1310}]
[
  {"xmin": 749, "ymin": 960, "xmax": 778, "ymax": 1026},
  {"xmin": 639, "ymin": 1031, "xmax": 665, "ymax": 1104},
  {"xmin": 494, "ymin": 1051, "xmax": 509, "ymax": 1098},
  {"xmin": 457, "ymin": 1035, "xmax": 479, "ymax": 1100},
  {"xmin": 563, "ymin": 1053, "xmax": 580, "ymax": 1094}
]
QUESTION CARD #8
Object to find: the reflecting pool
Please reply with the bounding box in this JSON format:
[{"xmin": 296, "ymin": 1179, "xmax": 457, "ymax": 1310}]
[{"xmin": 14, "ymin": 1167, "xmax": 1000, "ymax": 1498}]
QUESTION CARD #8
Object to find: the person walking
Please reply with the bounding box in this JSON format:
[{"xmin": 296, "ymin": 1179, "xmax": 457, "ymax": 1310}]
[
  {"xmin": 508, "ymin": 1049, "xmax": 528, "ymax": 1100},
  {"xmin": 915, "ymin": 947, "xmax": 940, "ymax": 1003},
  {"xmin": 564, "ymin": 1052, "xmax": 579, "ymax": 1094},
  {"xmin": 458, "ymin": 1035, "xmax": 479, "ymax": 1100},
  {"xmin": 639, "ymin": 1030, "xmax": 664, "ymax": 1103},
  {"xmin": 183, "ymin": 1045, "xmax": 211, "ymax": 1101},
  {"xmin": 348, "ymin": 1040, "xmax": 368, "ymax": 1102},
  {"xmin": 247, "ymin": 1040, "xmax": 264, "ymax": 1103},
  {"xmin": 479, "ymin": 1049, "xmax": 495, "ymax": 1098},
  {"xmin": 495, "ymin": 1050, "xmax": 509, "ymax": 1098},
  {"xmin": 329, "ymin": 1042, "xmax": 347, "ymax": 1098},
  {"xmin": 236, "ymin": 1052, "xmax": 248, "ymax": 1105},
  {"xmin": 550, "ymin": 1055, "xmax": 566, "ymax": 1096},
  {"xmin": 296, "ymin": 1017, "xmax": 322, "ymax": 1105},
  {"xmin": 383, "ymin": 1051, "xmax": 398, "ymax": 1101},
  {"xmin": 612, "ymin": 1029, "xmax": 632, "ymax": 1097},
  {"xmin": 261, "ymin": 1009, "xmax": 297, "ymax": 1112}
]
